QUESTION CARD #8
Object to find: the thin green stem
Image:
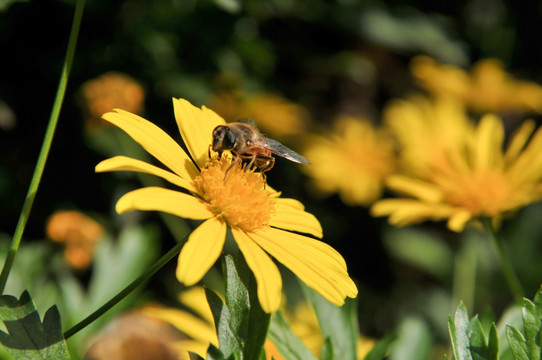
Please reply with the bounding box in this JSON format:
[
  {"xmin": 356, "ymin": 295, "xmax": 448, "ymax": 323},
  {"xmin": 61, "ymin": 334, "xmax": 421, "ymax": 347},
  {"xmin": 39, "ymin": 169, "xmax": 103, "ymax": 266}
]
[
  {"xmin": 64, "ymin": 236, "xmax": 187, "ymax": 339},
  {"xmin": 482, "ymin": 217, "xmax": 525, "ymax": 303},
  {"xmin": 452, "ymin": 233, "xmax": 478, "ymax": 312},
  {"xmin": 0, "ymin": 0, "xmax": 86, "ymax": 294}
]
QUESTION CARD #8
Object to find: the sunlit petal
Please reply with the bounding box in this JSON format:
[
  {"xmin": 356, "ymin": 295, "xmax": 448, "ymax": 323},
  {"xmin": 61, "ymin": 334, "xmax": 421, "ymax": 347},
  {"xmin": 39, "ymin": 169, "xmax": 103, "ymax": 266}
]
[
  {"xmin": 231, "ymin": 228, "xmax": 282, "ymax": 313},
  {"xmin": 173, "ymin": 98, "xmax": 226, "ymax": 169},
  {"xmin": 177, "ymin": 217, "xmax": 227, "ymax": 286},
  {"xmin": 102, "ymin": 109, "xmax": 200, "ymax": 180},
  {"xmin": 250, "ymin": 228, "xmax": 357, "ymax": 306},
  {"xmin": 116, "ymin": 187, "xmax": 214, "ymax": 219},
  {"xmin": 96, "ymin": 156, "xmax": 197, "ymax": 193},
  {"xmin": 270, "ymin": 199, "xmax": 323, "ymax": 238}
]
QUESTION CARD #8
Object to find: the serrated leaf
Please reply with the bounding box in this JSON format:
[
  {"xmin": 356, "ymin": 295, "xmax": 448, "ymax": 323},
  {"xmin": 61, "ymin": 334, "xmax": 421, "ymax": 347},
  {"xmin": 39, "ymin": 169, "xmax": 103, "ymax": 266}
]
[
  {"xmin": 448, "ymin": 303, "xmax": 474, "ymax": 360},
  {"xmin": 0, "ymin": 291, "xmax": 70, "ymax": 359},
  {"xmin": 267, "ymin": 311, "xmax": 317, "ymax": 360},
  {"xmin": 208, "ymin": 254, "xmax": 270, "ymax": 360},
  {"xmin": 487, "ymin": 324, "xmax": 499, "ymax": 360},
  {"xmin": 468, "ymin": 316, "xmax": 490, "ymax": 360},
  {"xmin": 223, "ymin": 254, "xmax": 250, "ymax": 340},
  {"xmin": 206, "ymin": 288, "xmax": 241, "ymax": 358},
  {"xmin": 521, "ymin": 298, "xmax": 541, "ymax": 360},
  {"xmin": 302, "ymin": 283, "xmax": 357, "ymax": 360},
  {"xmin": 363, "ymin": 335, "xmax": 396, "ymax": 360},
  {"xmin": 506, "ymin": 325, "xmax": 529, "ymax": 360}
]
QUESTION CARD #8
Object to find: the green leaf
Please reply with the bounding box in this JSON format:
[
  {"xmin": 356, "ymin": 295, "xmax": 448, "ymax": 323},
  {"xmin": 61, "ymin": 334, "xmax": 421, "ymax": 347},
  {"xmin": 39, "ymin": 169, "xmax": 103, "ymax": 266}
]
[
  {"xmin": 0, "ymin": 291, "xmax": 70, "ymax": 359},
  {"xmin": 207, "ymin": 254, "xmax": 271, "ymax": 360},
  {"xmin": 363, "ymin": 335, "xmax": 396, "ymax": 360},
  {"xmin": 521, "ymin": 297, "xmax": 541, "ymax": 360},
  {"xmin": 320, "ymin": 337, "xmax": 334, "ymax": 360},
  {"xmin": 267, "ymin": 310, "xmax": 317, "ymax": 360},
  {"xmin": 468, "ymin": 316, "xmax": 493, "ymax": 360},
  {"xmin": 487, "ymin": 324, "xmax": 499, "ymax": 360},
  {"xmin": 302, "ymin": 283, "xmax": 357, "ymax": 360},
  {"xmin": 224, "ymin": 254, "xmax": 270, "ymax": 360},
  {"xmin": 506, "ymin": 325, "xmax": 529, "ymax": 360},
  {"xmin": 447, "ymin": 303, "xmax": 500, "ymax": 360},
  {"xmin": 389, "ymin": 316, "xmax": 432, "ymax": 360},
  {"xmin": 448, "ymin": 303, "xmax": 473, "ymax": 360},
  {"xmin": 206, "ymin": 288, "xmax": 241, "ymax": 359}
]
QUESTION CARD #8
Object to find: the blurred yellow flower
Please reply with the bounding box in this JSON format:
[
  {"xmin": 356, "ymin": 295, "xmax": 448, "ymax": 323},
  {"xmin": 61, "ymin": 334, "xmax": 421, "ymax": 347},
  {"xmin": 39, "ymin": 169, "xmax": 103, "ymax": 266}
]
[
  {"xmin": 140, "ymin": 287, "xmax": 218, "ymax": 359},
  {"xmin": 285, "ymin": 301, "xmax": 375, "ymax": 359},
  {"xmin": 95, "ymin": 98, "xmax": 357, "ymax": 313},
  {"xmin": 383, "ymin": 96, "xmax": 473, "ymax": 177},
  {"xmin": 79, "ymin": 71, "xmax": 145, "ymax": 132},
  {"xmin": 46, "ymin": 210, "xmax": 104, "ymax": 269},
  {"xmin": 301, "ymin": 116, "xmax": 396, "ymax": 206},
  {"xmin": 411, "ymin": 56, "xmax": 542, "ymax": 113},
  {"xmin": 207, "ymin": 91, "xmax": 309, "ymax": 138},
  {"xmin": 372, "ymin": 113, "xmax": 542, "ymax": 232}
]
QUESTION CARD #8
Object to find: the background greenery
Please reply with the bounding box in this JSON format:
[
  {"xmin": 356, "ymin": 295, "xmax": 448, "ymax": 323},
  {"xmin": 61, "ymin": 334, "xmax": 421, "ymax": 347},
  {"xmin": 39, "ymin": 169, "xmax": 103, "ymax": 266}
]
[{"xmin": 1, "ymin": 0, "xmax": 542, "ymax": 358}]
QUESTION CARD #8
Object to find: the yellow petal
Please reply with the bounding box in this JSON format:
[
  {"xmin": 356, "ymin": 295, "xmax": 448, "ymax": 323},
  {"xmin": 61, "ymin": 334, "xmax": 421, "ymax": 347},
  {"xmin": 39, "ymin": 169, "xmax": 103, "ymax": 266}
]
[
  {"xmin": 504, "ymin": 120, "xmax": 536, "ymax": 165},
  {"xmin": 231, "ymin": 228, "xmax": 282, "ymax": 313},
  {"xmin": 178, "ymin": 287, "xmax": 215, "ymax": 325},
  {"xmin": 173, "ymin": 98, "xmax": 226, "ymax": 169},
  {"xmin": 116, "ymin": 187, "xmax": 214, "ymax": 219},
  {"xmin": 250, "ymin": 228, "xmax": 358, "ymax": 306},
  {"xmin": 177, "ymin": 217, "xmax": 227, "ymax": 286},
  {"xmin": 96, "ymin": 156, "xmax": 197, "ymax": 193},
  {"xmin": 385, "ymin": 175, "xmax": 443, "ymax": 203},
  {"xmin": 140, "ymin": 307, "xmax": 218, "ymax": 346},
  {"xmin": 274, "ymin": 197, "xmax": 305, "ymax": 210},
  {"xmin": 270, "ymin": 199, "xmax": 323, "ymax": 238},
  {"xmin": 102, "ymin": 109, "xmax": 200, "ymax": 180},
  {"xmin": 447, "ymin": 210, "xmax": 473, "ymax": 232},
  {"xmin": 371, "ymin": 199, "xmax": 460, "ymax": 229},
  {"xmin": 471, "ymin": 114, "xmax": 504, "ymax": 170}
]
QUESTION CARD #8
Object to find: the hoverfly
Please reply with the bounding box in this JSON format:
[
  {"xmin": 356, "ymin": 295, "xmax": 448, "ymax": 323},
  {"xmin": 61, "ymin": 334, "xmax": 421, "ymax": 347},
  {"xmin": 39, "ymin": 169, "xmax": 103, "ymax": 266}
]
[{"xmin": 211, "ymin": 118, "xmax": 310, "ymax": 174}]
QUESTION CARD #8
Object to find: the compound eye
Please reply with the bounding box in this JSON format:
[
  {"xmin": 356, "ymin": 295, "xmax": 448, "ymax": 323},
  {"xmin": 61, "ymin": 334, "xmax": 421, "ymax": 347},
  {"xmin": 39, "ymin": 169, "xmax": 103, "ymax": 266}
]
[
  {"xmin": 224, "ymin": 128, "xmax": 236, "ymax": 148},
  {"xmin": 212, "ymin": 126, "xmax": 236, "ymax": 151}
]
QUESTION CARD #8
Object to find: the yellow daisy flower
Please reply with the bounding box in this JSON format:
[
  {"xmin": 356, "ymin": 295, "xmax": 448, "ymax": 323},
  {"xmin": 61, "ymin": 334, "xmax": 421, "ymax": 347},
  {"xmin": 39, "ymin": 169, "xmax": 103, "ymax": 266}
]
[
  {"xmin": 371, "ymin": 113, "xmax": 542, "ymax": 232},
  {"xmin": 411, "ymin": 56, "xmax": 542, "ymax": 113},
  {"xmin": 95, "ymin": 98, "xmax": 357, "ymax": 313},
  {"xmin": 383, "ymin": 96, "xmax": 473, "ymax": 177},
  {"xmin": 301, "ymin": 115, "xmax": 396, "ymax": 206}
]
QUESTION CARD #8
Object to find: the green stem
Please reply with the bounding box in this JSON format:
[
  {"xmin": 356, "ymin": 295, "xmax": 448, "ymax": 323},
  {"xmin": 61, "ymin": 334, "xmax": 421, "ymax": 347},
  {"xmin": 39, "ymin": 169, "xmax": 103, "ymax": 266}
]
[
  {"xmin": 64, "ymin": 236, "xmax": 187, "ymax": 339},
  {"xmin": 452, "ymin": 233, "xmax": 478, "ymax": 312},
  {"xmin": 0, "ymin": 0, "xmax": 86, "ymax": 294},
  {"xmin": 482, "ymin": 217, "xmax": 525, "ymax": 302}
]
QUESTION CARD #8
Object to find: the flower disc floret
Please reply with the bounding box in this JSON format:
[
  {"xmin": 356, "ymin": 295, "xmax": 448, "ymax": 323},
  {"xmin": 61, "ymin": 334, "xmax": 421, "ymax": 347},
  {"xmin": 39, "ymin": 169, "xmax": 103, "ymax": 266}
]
[{"xmin": 195, "ymin": 157, "xmax": 276, "ymax": 232}]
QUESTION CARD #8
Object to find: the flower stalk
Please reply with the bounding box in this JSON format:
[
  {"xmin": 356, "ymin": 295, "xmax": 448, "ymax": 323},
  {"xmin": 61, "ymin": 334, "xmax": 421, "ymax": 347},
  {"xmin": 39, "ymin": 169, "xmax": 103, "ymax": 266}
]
[
  {"xmin": 481, "ymin": 217, "xmax": 524, "ymax": 302},
  {"xmin": 0, "ymin": 0, "xmax": 86, "ymax": 294},
  {"xmin": 64, "ymin": 235, "xmax": 187, "ymax": 339}
]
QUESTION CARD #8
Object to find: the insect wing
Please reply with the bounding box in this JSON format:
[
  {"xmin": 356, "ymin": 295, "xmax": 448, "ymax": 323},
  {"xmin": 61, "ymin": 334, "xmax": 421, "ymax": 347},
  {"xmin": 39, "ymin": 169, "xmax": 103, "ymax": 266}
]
[
  {"xmin": 265, "ymin": 138, "xmax": 311, "ymax": 164},
  {"xmin": 237, "ymin": 118, "xmax": 259, "ymax": 127}
]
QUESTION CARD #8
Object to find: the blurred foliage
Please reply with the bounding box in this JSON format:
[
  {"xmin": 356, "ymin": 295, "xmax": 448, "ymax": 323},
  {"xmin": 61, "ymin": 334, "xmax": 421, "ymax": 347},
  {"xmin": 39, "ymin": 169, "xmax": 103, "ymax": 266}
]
[{"xmin": 1, "ymin": 0, "xmax": 542, "ymax": 358}]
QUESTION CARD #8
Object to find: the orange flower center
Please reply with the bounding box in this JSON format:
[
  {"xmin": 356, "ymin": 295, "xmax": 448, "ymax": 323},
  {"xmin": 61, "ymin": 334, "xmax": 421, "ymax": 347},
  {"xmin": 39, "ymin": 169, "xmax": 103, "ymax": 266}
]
[
  {"xmin": 194, "ymin": 157, "xmax": 276, "ymax": 232},
  {"xmin": 434, "ymin": 169, "xmax": 513, "ymax": 216}
]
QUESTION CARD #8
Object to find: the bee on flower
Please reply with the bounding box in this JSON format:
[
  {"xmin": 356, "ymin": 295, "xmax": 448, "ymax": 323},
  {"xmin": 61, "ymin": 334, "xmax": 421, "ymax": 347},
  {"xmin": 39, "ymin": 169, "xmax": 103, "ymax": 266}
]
[{"xmin": 95, "ymin": 98, "xmax": 357, "ymax": 313}]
